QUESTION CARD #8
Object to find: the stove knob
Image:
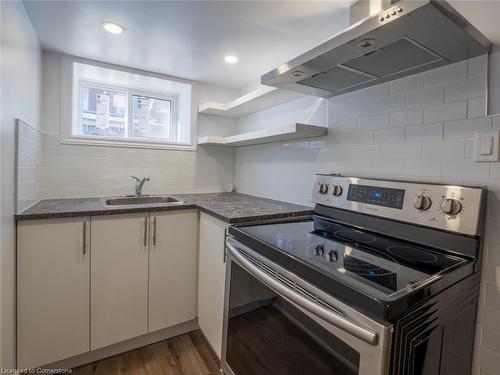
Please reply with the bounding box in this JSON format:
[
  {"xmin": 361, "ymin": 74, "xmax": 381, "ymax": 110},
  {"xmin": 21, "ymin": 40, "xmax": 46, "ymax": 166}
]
[
  {"xmin": 441, "ymin": 198, "xmax": 462, "ymax": 216},
  {"xmin": 332, "ymin": 185, "xmax": 343, "ymax": 197},
  {"xmin": 318, "ymin": 184, "xmax": 329, "ymax": 195},
  {"xmin": 314, "ymin": 244, "xmax": 325, "ymax": 256},
  {"xmin": 413, "ymin": 195, "xmax": 432, "ymax": 211},
  {"xmin": 328, "ymin": 250, "xmax": 338, "ymax": 263}
]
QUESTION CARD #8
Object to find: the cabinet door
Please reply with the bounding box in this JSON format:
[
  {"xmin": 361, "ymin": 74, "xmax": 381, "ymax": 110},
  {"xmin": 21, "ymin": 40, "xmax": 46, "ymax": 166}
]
[
  {"xmin": 149, "ymin": 210, "xmax": 197, "ymax": 332},
  {"xmin": 17, "ymin": 218, "xmax": 90, "ymax": 368},
  {"xmin": 91, "ymin": 213, "xmax": 149, "ymax": 350},
  {"xmin": 198, "ymin": 212, "xmax": 228, "ymax": 359}
]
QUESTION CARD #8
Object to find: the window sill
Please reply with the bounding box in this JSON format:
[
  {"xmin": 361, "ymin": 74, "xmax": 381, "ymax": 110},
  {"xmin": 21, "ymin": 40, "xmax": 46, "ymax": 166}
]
[{"xmin": 60, "ymin": 136, "xmax": 197, "ymax": 151}]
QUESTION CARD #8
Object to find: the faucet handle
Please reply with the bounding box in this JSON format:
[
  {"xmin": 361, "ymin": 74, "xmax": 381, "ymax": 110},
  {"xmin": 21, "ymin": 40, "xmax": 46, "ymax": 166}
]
[{"xmin": 131, "ymin": 176, "xmax": 141, "ymax": 183}]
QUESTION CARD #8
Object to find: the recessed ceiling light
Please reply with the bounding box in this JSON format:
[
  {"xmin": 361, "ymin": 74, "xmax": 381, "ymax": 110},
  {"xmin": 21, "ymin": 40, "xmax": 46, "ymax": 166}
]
[
  {"xmin": 224, "ymin": 55, "xmax": 238, "ymax": 64},
  {"xmin": 102, "ymin": 22, "xmax": 124, "ymax": 34}
]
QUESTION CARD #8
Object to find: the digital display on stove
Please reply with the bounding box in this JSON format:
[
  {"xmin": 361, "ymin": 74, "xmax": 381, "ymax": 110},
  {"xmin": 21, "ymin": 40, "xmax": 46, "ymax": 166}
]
[{"xmin": 347, "ymin": 184, "xmax": 405, "ymax": 209}]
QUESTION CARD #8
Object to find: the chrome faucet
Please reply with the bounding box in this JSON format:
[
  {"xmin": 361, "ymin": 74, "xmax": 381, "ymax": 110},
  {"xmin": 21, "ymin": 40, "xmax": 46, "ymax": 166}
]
[{"xmin": 131, "ymin": 176, "xmax": 150, "ymax": 196}]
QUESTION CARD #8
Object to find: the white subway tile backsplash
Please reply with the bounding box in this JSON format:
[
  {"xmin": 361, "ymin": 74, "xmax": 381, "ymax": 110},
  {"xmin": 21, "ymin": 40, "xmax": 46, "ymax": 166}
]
[
  {"xmin": 425, "ymin": 60, "xmax": 468, "ymax": 86},
  {"xmin": 390, "ymin": 108, "xmax": 424, "ymax": 128},
  {"xmin": 388, "ymin": 142, "xmax": 422, "ymax": 159},
  {"xmin": 474, "ymin": 345, "xmax": 500, "ymax": 375},
  {"xmin": 390, "ymin": 73, "xmax": 425, "ymax": 94},
  {"xmin": 360, "ymin": 113, "xmax": 389, "ymax": 130},
  {"xmin": 372, "ymin": 159, "xmax": 404, "ymax": 176},
  {"xmin": 372, "ymin": 94, "xmax": 405, "ymax": 113},
  {"xmin": 355, "ymin": 144, "xmax": 387, "ymax": 160},
  {"xmin": 482, "ymin": 266, "xmax": 500, "ymax": 293},
  {"xmin": 478, "ymin": 304, "xmax": 500, "ymax": 332},
  {"xmin": 337, "ymin": 90, "xmax": 363, "ymax": 105},
  {"xmin": 493, "ymin": 116, "xmax": 500, "ymax": 130},
  {"xmin": 474, "ymin": 346, "xmax": 500, "ymax": 374},
  {"xmin": 406, "ymin": 86, "xmax": 444, "ymax": 109},
  {"xmin": 328, "ymin": 100, "xmax": 374, "ymax": 121},
  {"xmin": 445, "ymin": 77, "xmax": 487, "ymax": 103},
  {"xmin": 405, "ymin": 122, "xmax": 443, "ymax": 141},
  {"xmin": 38, "ymin": 134, "xmax": 235, "ymax": 199},
  {"xmin": 442, "ymin": 159, "xmax": 490, "ymax": 179},
  {"xmin": 425, "ymin": 101, "xmax": 467, "ymax": 123},
  {"xmin": 347, "ymin": 160, "xmax": 372, "ymax": 175},
  {"xmin": 487, "ymin": 244, "xmax": 500, "ymax": 267},
  {"xmin": 486, "ymin": 285, "xmax": 500, "ymax": 310},
  {"xmin": 423, "ymin": 139, "xmax": 466, "ymax": 159},
  {"xmin": 469, "ymin": 54, "xmax": 488, "ymax": 79},
  {"xmin": 403, "ymin": 159, "xmax": 441, "ymax": 177},
  {"xmin": 334, "ymin": 129, "xmax": 374, "ymax": 145},
  {"xmin": 480, "ymin": 366, "xmax": 496, "ymax": 375},
  {"xmin": 469, "ymin": 97, "xmax": 488, "ymax": 118},
  {"xmin": 444, "ymin": 117, "xmax": 493, "ymax": 139},
  {"xmin": 373, "ymin": 127, "xmax": 405, "ymax": 143},
  {"xmin": 16, "ymin": 120, "xmax": 42, "ymax": 212},
  {"xmin": 361, "ymin": 82, "xmax": 390, "ymax": 101}
]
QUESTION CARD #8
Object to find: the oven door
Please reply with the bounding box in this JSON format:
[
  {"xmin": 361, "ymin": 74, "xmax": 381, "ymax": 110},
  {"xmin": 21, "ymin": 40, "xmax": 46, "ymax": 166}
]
[{"xmin": 222, "ymin": 237, "xmax": 393, "ymax": 375}]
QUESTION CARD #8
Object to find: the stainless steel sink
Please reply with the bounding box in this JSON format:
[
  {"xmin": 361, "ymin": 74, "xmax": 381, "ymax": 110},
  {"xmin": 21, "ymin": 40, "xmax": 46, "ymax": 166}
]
[{"xmin": 105, "ymin": 195, "xmax": 183, "ymax": 206}]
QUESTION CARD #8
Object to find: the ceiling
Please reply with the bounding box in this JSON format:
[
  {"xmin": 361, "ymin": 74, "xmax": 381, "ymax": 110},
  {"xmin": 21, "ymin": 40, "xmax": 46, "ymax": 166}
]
[
  {"xmin": 23, "ymin": 1, "xmax": 500, "ymax": 91},
  {"xmin": 23, "ymin": 1, "xmax": 352, "ymax": 89}
]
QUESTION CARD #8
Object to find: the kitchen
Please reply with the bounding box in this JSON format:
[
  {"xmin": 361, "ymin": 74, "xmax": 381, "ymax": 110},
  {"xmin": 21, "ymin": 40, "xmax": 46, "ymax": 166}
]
[{"xmin": 1, "ymin": 0, "xmax": 500, "ymax": 374}]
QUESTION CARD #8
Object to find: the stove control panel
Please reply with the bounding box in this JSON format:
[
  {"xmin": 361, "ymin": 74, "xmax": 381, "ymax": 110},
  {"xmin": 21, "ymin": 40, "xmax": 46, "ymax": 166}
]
[
  {"xmin": 312, "ymin": 174, "xmax": 485, "ymax": 236},
  {"xmin": 347, "ymin": 184, "xmax": 405, "ymax": 209}
]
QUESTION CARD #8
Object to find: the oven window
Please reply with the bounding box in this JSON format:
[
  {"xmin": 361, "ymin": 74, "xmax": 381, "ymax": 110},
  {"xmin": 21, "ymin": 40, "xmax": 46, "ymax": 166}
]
[{"xmin": 225, "ymin": 262, "xmax": 360, "ymax": 375}]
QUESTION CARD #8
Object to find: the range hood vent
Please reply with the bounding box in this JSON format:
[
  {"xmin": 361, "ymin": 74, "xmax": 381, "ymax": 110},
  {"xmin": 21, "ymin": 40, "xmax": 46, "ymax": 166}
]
[{"xmin": 262, "ymin": 0, "xmax": 491, "ymax": 98}]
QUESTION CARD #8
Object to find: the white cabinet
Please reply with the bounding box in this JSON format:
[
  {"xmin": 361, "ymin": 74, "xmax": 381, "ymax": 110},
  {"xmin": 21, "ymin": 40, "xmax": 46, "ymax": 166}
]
[
  {"xmin": 90, "ymin": 213, "xmax": 149, "ymax": 350},
  {"xmin": 17, "ymin": 209, "xmax": 203, "ymax": 366},
  {"xmin": 149, "ymin": 210, "xmax": 197, "ymax": 332},
  {"xmin": 17, "ymin": 218, "xmax": 90, "ymax": 368},
  {"xmin": 197, "ymin": 212, "xmax": 229, "ymax": 359}
]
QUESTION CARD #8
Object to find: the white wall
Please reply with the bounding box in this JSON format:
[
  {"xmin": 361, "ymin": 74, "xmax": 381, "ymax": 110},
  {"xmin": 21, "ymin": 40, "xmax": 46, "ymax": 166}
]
[
  {"xmin": 0, "ymin": 0, "xmax": 42, "ymax": 368},
  {"xmin": 38, "ymin": 51, "xmax": 236, "ymax": 198},
  {"xmin": 234, "ymin": 55, "xmax": 500, "ymax": 374}
]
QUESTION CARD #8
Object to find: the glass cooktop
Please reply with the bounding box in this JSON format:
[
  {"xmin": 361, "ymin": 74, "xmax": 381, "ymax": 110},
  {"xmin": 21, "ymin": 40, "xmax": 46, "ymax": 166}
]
[{"xmin": 233, "ymin": 218, "xmax": 467, "ymax": 300}]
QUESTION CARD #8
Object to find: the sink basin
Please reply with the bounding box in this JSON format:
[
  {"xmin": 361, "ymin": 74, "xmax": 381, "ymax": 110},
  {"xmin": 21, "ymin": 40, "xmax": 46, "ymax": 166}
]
[{"xmin": 105, "ymin": 195, "xmax": 183, "ymax": 206}]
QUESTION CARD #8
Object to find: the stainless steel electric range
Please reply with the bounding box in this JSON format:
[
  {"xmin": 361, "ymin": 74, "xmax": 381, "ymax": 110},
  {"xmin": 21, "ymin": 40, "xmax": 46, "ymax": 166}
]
[{"xmin": 222, "ymin": 174, "xmax": 486, "ymax": 375}]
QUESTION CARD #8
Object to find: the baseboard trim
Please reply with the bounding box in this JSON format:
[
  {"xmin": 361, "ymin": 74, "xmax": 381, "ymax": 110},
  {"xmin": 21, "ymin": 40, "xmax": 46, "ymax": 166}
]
[{"xmin": 44, "ymin": 319, "xmax": 198, "ymax": 370}]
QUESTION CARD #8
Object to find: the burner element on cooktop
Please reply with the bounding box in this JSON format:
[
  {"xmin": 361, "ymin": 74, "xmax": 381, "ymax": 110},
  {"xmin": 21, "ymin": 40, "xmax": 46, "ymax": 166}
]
[
  {"xmin": 335, "ymin": 229, "xmax": 377, "ymax": 244},
  {"xmin": 387, "ymin": 245, "xmax": 439, "ymax": 263},
  {"xmin": 343, "ymin": 256, "xmax": 397, "ymax": 277}
]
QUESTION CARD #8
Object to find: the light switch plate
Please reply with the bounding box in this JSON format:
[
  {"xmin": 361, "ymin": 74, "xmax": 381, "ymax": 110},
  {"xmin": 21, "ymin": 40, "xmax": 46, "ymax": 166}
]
[{"xmin": 474, "ymin": 130, "xmax": 500, "ymax": 162}]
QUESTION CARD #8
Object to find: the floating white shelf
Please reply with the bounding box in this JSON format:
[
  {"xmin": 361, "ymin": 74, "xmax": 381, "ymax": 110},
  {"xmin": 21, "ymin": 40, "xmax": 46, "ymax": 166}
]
[
  {"xmin": 198, "ymin": 86, "xmax": 303, "ymax": 118},
  {"xmin": 198, "ymin": 123, "xmax": 327, "ymax": 147}
]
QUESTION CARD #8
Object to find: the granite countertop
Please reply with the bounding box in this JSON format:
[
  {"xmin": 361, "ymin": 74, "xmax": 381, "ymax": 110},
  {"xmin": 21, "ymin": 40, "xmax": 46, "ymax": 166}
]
[{"xmin": 15, "ymin": 193, "xmax": 314, "ymax": 224}]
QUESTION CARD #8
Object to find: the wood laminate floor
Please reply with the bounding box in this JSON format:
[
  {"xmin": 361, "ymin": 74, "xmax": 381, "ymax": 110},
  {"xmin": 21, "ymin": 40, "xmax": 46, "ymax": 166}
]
[{"xmin": 72, "ymin": 330, "xmax": 220, "ymax": 375}]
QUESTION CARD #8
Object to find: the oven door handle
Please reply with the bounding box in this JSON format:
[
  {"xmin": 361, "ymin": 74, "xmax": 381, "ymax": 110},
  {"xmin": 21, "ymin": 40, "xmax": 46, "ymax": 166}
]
[{"xmin": 226, "ymin": 242, "xmax": 378, "ymax": 345}]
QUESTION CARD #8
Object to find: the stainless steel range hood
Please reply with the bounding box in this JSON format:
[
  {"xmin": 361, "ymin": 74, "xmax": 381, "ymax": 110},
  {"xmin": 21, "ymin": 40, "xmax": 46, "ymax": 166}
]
[{"xmin": 261, "ymin": 0, "xmax": 492, "ymax": 98}]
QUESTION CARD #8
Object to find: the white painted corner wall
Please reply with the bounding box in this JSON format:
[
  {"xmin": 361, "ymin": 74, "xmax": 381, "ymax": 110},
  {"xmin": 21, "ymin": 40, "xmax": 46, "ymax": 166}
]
[
  {"xmin": 234, "ymin": 55, "xmax": 500, "ymax": 374},
  {"xmin": 0, "ymin": 0, "xmax": 42, "ymax": 368}
]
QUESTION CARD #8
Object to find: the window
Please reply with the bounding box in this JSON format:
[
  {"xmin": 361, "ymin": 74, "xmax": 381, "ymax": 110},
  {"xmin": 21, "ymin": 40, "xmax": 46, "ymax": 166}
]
[
  {"xmin": 80, "ymin": 84, "xmax": 128, "ymax": 138},
  {"xmin": 63, "ymin": 60, "xmax": 194, "ymax": 150},
  {"xmin": 78, "ymin": 82, "xmax": 178, "ymax": 142}
]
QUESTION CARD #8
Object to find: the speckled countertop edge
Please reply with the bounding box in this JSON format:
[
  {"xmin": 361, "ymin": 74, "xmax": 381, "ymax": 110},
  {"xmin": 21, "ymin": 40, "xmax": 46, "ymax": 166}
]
[{"xmin": 15, "ymin": 193, "xmax": 314, "ymax": 224}]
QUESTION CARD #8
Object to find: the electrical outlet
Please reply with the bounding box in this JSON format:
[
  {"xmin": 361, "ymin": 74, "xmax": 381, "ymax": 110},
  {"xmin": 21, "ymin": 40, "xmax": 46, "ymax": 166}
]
[{"xmin": 474, "ymin": 130, "xmax": 500, "ymax": 162}]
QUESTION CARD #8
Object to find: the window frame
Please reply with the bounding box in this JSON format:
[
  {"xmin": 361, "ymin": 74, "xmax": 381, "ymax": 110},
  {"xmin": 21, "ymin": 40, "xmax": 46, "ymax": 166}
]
[
  {"xmin": 76, "ymin": 79, "xmax": 179, "ymax": 144},
  {"xmin": 60, "ymin": 57, "xmax": 196, "ymax": 151}
]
